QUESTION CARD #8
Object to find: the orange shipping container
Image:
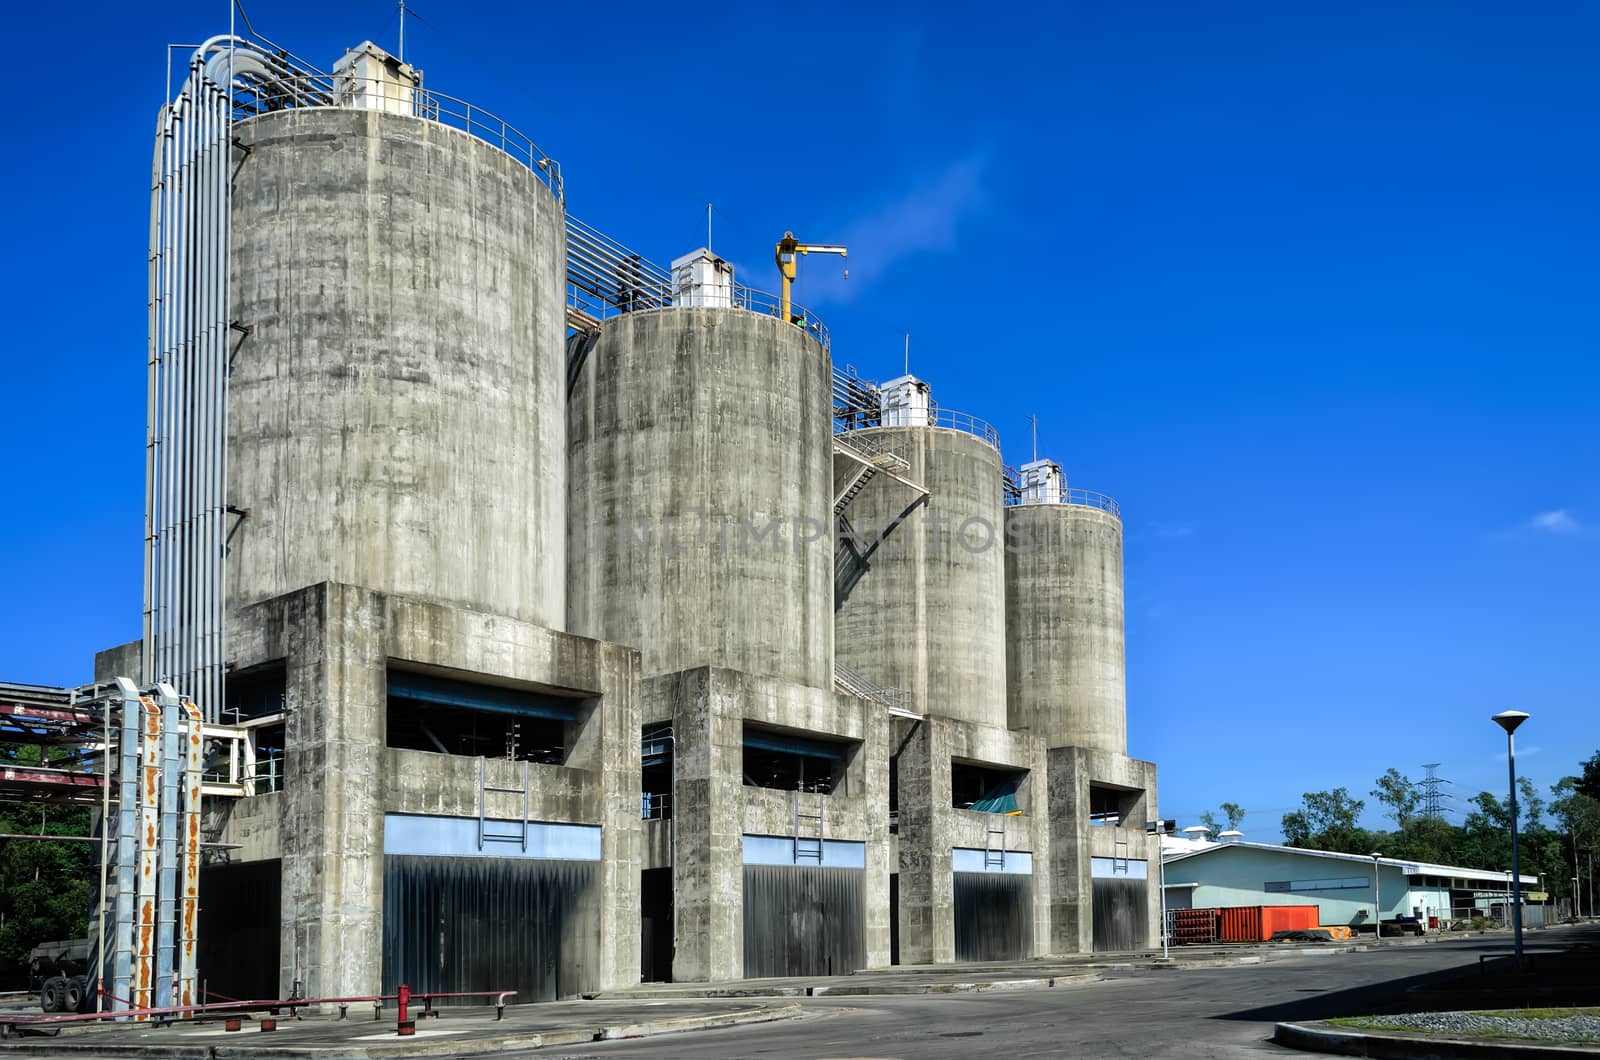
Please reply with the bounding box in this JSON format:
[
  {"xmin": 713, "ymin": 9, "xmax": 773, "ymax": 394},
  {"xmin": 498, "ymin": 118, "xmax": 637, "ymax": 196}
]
[{"xmin": 1217, "ymin": 905, "xmax": 1319, "ymax": 942}]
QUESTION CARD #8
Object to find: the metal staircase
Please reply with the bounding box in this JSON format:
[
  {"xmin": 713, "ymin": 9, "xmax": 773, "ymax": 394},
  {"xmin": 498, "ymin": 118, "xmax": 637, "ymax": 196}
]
[{"xmin": 793, "ymin": 789, "xmax": 825, "ymax": 864}]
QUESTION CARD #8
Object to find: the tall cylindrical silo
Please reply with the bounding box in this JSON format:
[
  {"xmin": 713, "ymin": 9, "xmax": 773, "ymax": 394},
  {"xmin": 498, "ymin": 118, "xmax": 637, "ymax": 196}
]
[
  {"xmin": 833, "ymin": 421, "xmax": 1008, "ymax": 727},
  {"xmin": 566, "ymin": 307, "xmax": 833, "ymax": 690},
  {"xmin": 1004, "ymin": 486, "xmax": 1125, "ymax": 753},
  {"xmin": 226, "ymin": 107, "xmax": 567, "ymax": 626}
]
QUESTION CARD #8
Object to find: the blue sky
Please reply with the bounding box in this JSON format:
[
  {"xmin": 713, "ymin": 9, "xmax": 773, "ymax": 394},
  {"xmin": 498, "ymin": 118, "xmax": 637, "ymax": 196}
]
[{"xmin": 3, "ymin": 1, "xmax": 1596, "ymax": 840}]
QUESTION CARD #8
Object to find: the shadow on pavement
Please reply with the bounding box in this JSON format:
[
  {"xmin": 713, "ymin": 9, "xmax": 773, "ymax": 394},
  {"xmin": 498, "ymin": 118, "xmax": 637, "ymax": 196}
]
[{"xmin": 1214, "ymin": 931, "xmax": 1600, "ymax": 1025}]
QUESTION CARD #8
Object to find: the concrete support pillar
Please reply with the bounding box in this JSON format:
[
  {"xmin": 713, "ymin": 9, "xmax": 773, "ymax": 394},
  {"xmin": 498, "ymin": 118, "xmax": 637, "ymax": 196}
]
[
  {"xmin": 1047, "ymin": 748, "xmax": 1092, "ymax": 955},
  {"xmin": 658, "ymin": 671, "xmax": 744, "ymax": 982},
  {"xmin": 861, "ymin": 700, "xmax": 893, "ymax": 969},
  {"xmin": 1047, "ymin": 746, "xmax": 1160, "ymax": 955},
  {"xmin": 895, "ymin": 719, "xmax": 954, "ymax": 965},
  {"xmin": 280, "ymin": 583, "xmax": 386, "ymax": 999},
  {"xmin": 591, "ymin": 642, "xmax": 643, "ymax": 990}
]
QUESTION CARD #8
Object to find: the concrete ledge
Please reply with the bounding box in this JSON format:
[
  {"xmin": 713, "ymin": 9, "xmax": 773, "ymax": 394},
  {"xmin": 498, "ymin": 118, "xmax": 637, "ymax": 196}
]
[{"xmin": 1274, "ymin": 1020, "xmax": 1600, "ymax": 1058}]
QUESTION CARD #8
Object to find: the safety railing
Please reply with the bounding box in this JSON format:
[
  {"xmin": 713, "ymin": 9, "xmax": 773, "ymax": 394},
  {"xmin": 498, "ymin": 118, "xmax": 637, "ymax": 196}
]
[
  {"xmin": 834, "ymin": 663, "xmax": 914, "ymax": 716},
  {"xmin": 833, "ymin": 404, "xmax": 1000, "ymax": 449},
  {"xmin": 1002, "ymin": 483, "xmax": 1121, "ymax": 517},
  {"xmin": 641, "ymin": 791, "xmax": 672, "ymax": 820},
  {"xmin": 204, "ymin": 36, "xmax": 563, "ymax": 202}
]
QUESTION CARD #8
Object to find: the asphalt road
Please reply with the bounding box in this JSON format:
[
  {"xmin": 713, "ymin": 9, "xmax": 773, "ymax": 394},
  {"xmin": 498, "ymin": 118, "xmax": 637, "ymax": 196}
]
[{"xmin": 527, "ymin": 931, "xmax": 1592, "ymax": 1060}]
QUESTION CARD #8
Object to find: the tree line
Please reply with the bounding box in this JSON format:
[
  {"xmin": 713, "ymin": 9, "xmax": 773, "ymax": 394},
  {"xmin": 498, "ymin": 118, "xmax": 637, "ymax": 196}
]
[{"xmin": 1199, "ymin": 752, "xmax": 1600, "ymax": 906}]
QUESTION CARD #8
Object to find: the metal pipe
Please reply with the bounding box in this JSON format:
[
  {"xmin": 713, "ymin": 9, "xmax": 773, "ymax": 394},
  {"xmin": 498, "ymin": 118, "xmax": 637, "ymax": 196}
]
[
  {"xmin": 111, "ymin": 681, "xmax": 141, "ymax": 1016},
  {"xmin": 178, "ymin": 698, "xmax": 203, "ymax": 1007},
  {"xmin": 155, "ymin": 685, "xmax": 181, "ymax": 1007}
]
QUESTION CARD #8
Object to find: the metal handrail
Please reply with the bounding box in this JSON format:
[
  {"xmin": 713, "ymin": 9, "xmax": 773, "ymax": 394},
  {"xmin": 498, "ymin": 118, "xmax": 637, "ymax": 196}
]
[
  {"xmin": 211, "ymin": 37, "xmax": 563, "ymax": 202},
  {"xmin": 837, "ymin": 405, "xmax": 1000, "ymax": 449},
  {"xmin": 1003, "ymin": 483, "xmax": 1121, "ymax": 517}
]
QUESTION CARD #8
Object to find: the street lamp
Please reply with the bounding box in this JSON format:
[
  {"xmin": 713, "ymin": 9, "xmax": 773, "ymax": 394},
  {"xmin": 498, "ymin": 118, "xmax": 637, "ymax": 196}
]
[
  {"xmin": 1152, "ymin": 821, "xmax": 1175, "ymax": 959},
  {"xmin": 1370, "ymin": 852, "xmax": 1383, "ymax": 943},
  {"xmin": 1492, "ymin": 709, "xmax": 1530, "ymax": 962}
]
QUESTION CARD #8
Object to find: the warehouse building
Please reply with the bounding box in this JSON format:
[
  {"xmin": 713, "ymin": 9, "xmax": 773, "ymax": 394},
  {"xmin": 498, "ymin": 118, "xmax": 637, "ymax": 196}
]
[{"xmin": 1163, "ymin": 842, "xmax": 1542, "ymax": 931}]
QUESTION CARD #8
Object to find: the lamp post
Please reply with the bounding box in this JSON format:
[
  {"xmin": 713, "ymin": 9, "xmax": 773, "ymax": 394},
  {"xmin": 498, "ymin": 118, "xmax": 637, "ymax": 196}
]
[
  {"xmin": 1370, "ymin": 852, "xmax": 1383, "ymax": 943},
  {"xmin": 1154, "ymin": 821, "xmax": 1173, "ymax": 958},
  {"xmin": 1492, "ymin": 709, "xmax": 1530, "ymax": 962}
]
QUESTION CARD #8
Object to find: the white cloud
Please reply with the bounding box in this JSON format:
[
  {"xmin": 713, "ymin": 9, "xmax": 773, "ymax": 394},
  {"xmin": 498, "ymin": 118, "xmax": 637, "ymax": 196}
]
[
  {"xmin": 1154, "ymin": 523, "xmax": 1194, "ymax": 540},
  {"xmin": 800, "ymin": 155, "xmax": 989, "ymax": 305},
  {"xmin": 1529, "ymin": 509, "xmax": 1579, "ymax": 534}
]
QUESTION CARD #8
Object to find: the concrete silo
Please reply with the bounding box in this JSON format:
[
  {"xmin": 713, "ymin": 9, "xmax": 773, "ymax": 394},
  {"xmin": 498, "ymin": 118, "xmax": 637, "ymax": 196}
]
[
  {"xmin": 226, "ymin": 57, "xmax": 567, "ymax": 627},
  {"xmin": 834, "ymin": 376, "xmax": 1008, "ymax": 726},
  {"xmin": 566, "ymin": 301, "xmax": 834, "ymax": 690},
  {"xmin": 1004, "ymin": 459, "xmax": 1125, "ymax": 753}
]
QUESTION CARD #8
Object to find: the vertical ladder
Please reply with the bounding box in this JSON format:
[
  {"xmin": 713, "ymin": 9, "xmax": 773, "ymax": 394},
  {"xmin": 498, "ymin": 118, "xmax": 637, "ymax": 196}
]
[
  {"xmin": 477, "ymin": 757, "xmax": 530, "ymax": 852},
  {"xmin": 793, "ymin": 789, "xmax": 825, "ymax": 864},
  {"xmin": 984, "ymin": 814, "xmax": 1007, "ymax": 869},
  {"xmin": 1113, "ymin": 823, "xmax": 1130, "ymax": 874}
]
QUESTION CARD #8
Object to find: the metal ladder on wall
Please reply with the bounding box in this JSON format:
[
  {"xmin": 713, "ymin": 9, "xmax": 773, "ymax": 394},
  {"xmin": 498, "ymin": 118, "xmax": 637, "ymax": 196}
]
[
  {"xmin": 1112, "ymin": 823, "xmax": 1130, "ymax": 874},
  {"xmin": 984, "ymin": 814, "xmax": 1007, "ymax": 869},
  {"xmin": 477, "ymin": 756, "xmax": 530, "ymax": 852},
  {"xmin": 793, "ymin": 789, "xmax": 825, "ymax": 864}
]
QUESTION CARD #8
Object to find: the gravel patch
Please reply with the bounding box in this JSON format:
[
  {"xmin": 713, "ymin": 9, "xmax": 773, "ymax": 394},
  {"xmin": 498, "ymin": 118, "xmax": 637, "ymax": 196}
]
[{"xmin": 1340, "ymin": 1011, "xmax": 1600, "ymax": 1043}]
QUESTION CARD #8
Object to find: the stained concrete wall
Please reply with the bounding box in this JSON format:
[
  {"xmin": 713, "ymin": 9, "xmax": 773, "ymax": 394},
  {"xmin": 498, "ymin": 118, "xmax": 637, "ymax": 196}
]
[
  {"xmin": 644, "ymin": 667, "xmax": 891, "ymax": 981},
  {"xmin": 222, "ymin": 581, "xmax": 641, "ymax": 998},
  {"xmin": 227, "ymin": 108, "xmax": 567, "ymax": 627},
  {"xmin": 893, "ymin": 717, "xmax": 1050, "ymax": 964},
  {"xmin": 1047, "ymin": 746, "xmax": 1159, "ymax": 955},
  {"xmin": 1004, "ymin": 504, "xmax": 1126, "ymax": 753},
  {"xmin": 568, "ymin": 309, "xmax": 833, "ymax": 690},
  {"xmin": 834, "ymin": 426, "xmax": 1007, "ymax": 726}
]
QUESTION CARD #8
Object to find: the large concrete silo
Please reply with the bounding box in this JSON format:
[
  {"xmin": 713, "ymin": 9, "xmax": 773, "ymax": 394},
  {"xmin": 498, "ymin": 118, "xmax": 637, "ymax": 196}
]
[
  {"xmin": 834, "ymin": 378, "xmax": 1008, "ymax": 726},
  {"xmin": 1004, "ymin": 460, "xmax": 1126, "ymax": 753},
  {"xmin": 227, "ymin": 101, "xmax": 567, "ymax": 626},
  {"xmin": 566, "ymin": 306, "xmax": 833, "ymax": 690}
]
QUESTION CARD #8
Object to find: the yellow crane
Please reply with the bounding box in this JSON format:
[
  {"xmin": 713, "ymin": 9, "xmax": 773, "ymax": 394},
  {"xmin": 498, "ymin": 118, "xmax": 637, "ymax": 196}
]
[{"xmin": 775, "ymin": 231, "xmax": 847, "ymax": 324}]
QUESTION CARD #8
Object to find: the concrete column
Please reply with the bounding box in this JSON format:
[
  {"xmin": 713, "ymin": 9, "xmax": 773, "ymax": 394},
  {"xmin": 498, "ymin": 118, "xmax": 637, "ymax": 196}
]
[
  {"xmin": 1047, "ymin": 747, "xmax": 1092, "ymax": 955},
  {"xmin": 593, "ymin": 641, "xmax": 642, "ymax": 990},
  {"xmin": 658, "ymin": 669, "xmax": 744, "ymax": 982},
  {"xmin": 1025, "ymin": 740, "xmax": 1054, "ymax": 956},
  {"xmin": 279, "ymin": 583, "xmax": 386, "ymax": 998},
  {"xmin": 861, "ymin": 696, "xmax": 894, "ymax": 968},
  {"xmin": 895, "ymin": 719, "xmax": 954, "ymax": 964}
]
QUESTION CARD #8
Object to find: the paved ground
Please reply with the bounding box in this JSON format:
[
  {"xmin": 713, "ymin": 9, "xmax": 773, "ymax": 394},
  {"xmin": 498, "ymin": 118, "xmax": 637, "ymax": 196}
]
[
  {"xmin": 5, "ymin": 927, "xmax": 1592, "ymax": 1058},
  {"xmin": 528, "ymin": 928, "xmax": 1599, "ymax": 1060}
]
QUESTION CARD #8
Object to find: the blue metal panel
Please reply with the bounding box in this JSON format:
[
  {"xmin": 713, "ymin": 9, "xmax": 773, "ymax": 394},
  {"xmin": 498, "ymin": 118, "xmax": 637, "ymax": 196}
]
[
  {"xmin": 1091, "ymin": 856, "xmax": 1148, "ymax": 880},
  {"xmin": 742, "ymin": 834, "xmax": 865, "ymax": 868},
  {"xmin": 387, "ymin": 670, "xmax": 580, "ymax": 720},
  {"xmin": 952, "ymin": 848, "xmax": 1034, "ymax": 875},
  {"xmin": 384, "ymin": 813, "xmax": 601, "ymax": 861},
  {"xmin": 742, "ymin": 731, "xmax": 847, "ymax": 760}
]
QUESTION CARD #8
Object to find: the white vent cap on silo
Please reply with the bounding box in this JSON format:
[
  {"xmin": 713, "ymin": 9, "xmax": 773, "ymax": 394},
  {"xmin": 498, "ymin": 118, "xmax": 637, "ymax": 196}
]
[
  {"xmin": 1018, "ymin": 458, "xmax": 1065, "ymax": 504},
  {"xmin": 333, "ymin": 41, "xmax": 421, "ymax": 115},
  {"xmin": 671, "ymin": 248, "xmax": 734, "ymax": 309},
  {"xmin": 879, "ymin": 374, "xmax": 930, "ymax": 427}
]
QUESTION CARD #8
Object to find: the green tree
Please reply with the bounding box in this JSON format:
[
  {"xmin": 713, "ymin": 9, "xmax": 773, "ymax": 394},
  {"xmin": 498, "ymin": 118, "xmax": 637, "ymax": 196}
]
[
  {"xmin": 1219, "ymin": 801, "xmax": 1247, "ymax": 832},
  {"xmin": 0, "ymin": 744, "xmax": 93, "ymax": 990},
  {"xmin": 1371, "ymin": 768, "xmax": 1422, "ymax": 828},
  {"xmin": 1578, "ymin": 752, "xmax": 1600, "ymax": 803},
  {"xmin": 1281, "ymin": 788, "xmax": 1370, "ymax": 853},
  {"xmin": 1198, "ymin": 810, "xmax": 1220, "ymax": 839}
]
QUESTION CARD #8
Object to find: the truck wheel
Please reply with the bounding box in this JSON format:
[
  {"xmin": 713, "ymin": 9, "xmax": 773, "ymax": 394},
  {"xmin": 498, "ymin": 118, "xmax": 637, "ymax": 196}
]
[
  {"xmin": 65, "ymin": 976, "xmax": 87, "ymax": 1014},
  {"xmin": 40, "ymin": 975, "xmax": 66, "ymax": 1013}
]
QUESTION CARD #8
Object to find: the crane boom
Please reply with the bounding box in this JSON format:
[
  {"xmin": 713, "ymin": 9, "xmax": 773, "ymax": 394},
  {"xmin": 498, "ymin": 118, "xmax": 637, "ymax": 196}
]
[{"xmin": 775, "ymin": 231, "xmax": 847, "ymax": 324}]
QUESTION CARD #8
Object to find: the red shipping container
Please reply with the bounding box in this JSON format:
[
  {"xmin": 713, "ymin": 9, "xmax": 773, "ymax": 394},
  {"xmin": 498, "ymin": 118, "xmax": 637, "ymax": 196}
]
[{"xmin": 1217, "ymin": 905, "xmax": 1319, "ymax": 942}]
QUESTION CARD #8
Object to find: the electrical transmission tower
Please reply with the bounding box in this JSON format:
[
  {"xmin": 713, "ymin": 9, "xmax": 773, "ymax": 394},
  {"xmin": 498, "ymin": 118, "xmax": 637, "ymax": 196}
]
[{"xmin": 1420, "ymin": 763, "xmax": 1454, "ymax": 819}]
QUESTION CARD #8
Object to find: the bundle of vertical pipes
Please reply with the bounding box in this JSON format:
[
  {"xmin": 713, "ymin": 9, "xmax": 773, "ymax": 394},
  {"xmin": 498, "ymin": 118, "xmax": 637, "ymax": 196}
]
[{"xmin": 144, "ymin": 40, "xmax": 274, "ymax": 722}]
